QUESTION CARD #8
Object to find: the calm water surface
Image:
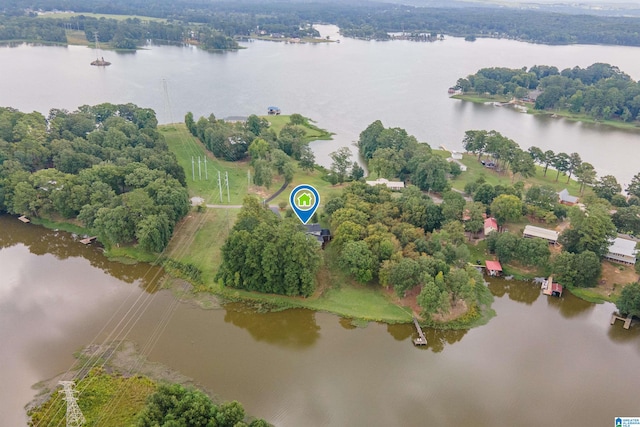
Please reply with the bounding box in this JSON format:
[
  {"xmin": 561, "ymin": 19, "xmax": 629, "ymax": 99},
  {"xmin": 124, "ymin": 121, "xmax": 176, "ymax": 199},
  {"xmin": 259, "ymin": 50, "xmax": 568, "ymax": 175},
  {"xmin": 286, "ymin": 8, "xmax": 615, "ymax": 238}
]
[
  {"xmin": 0, "ymin": 25, "xmax": 639, "ymax": 185},
  {"xmin": 1, "ymin": 216, "xmax": 639, "ymax": 426}
]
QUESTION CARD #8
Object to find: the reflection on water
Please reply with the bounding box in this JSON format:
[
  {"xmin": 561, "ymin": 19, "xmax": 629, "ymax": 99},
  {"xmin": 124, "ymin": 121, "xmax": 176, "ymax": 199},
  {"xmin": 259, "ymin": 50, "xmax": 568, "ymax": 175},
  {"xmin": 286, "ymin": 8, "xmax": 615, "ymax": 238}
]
[
  {"xmin": 487, "ymin": 278, "xmax": 541, "ymax": 305},
  {"xmin": 223, "ymin": 303, "xmax": 320, "ymax": 348},
  {"xmin": 422, "ymin": 328, "xmax": 468, "ymax": 353},
  {"xmin": 3, "ymin": 215, "xmax": 640, "ymax": 426},
  {"xmin": 0, "ymin": 215, "xmax": 163, "ymax": 289},
  {"xmin": 546, "ymin": 289, "xmax": 594, "ymax": 318}
]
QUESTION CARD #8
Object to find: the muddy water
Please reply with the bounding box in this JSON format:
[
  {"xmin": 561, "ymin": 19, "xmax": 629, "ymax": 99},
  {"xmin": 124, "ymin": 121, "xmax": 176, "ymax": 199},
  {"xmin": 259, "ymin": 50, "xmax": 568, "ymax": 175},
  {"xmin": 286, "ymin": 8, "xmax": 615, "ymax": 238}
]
[{"xmin": 1, "ymin": 215, "xmax": 640, "ymax": 426}]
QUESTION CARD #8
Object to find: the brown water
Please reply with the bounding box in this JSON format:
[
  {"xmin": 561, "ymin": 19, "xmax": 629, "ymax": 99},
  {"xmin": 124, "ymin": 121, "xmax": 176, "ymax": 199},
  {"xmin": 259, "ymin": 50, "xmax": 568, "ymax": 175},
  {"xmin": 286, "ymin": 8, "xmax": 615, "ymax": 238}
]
[{"xmin": 1, "ymin": 215, "xmax": 639, "ymax": 426}]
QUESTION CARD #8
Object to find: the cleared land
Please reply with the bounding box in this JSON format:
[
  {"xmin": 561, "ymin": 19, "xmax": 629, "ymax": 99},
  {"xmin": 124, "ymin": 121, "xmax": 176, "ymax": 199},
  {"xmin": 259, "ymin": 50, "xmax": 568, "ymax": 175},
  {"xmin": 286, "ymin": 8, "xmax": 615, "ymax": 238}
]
[{"xmin": 38, "ymin": 12, "xmax": 168, "ymax": 22}]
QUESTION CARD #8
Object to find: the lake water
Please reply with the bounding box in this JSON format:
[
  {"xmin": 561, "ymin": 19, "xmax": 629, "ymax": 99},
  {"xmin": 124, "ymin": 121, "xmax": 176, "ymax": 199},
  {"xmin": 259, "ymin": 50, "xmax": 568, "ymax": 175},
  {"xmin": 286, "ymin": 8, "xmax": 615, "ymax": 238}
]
[
  {"xmin": 2, "ymin": 26, "xmax": 640, "ymax": 426},
  {"xmin": 0, "ymin": 25, "xmax": 639, "ymax": 185},
  {"xmin": 1, "ymin": 216, "xmax": 640, "ymax": 426}
]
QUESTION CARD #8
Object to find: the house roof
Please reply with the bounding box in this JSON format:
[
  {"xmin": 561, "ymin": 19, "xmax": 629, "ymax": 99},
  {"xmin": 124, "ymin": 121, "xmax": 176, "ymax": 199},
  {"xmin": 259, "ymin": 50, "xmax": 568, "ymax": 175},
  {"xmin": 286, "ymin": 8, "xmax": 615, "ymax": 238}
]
[
  {"xmin": 484, "ymin": 218, "xmax": 498, "ymax": 229},
  {"xmin": 608, "ymin": 237, "xmax": 639, "ymax": 258},
  {"xmin": 558, "ymin": 188, "xmax": 579, "ymax": 204},
  {"xmin": 485, "ymin": 260, "xmax": 502, "ymax": 271},
  {"xmin": 268, "ymin": 106, "xmax": 280, "ymax": 110},
  {"xmin": 523, "ymin": 225, "xmax": 559, "ymax": 241},
  {"xmin": 365, "ymin": 178, "xmax": 405, "ymax": 189},
  {"xmin": 551, "ymin": 283, "xmax": 563, "ymax": 293}
]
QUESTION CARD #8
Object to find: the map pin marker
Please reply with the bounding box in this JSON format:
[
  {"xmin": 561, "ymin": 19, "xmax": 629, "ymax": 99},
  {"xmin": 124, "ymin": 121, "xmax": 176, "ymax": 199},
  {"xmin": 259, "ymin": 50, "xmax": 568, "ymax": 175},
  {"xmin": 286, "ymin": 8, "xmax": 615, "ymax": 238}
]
[{"xmin": 290, "ymin": 184, "xmax": 320, "ymax": 224}]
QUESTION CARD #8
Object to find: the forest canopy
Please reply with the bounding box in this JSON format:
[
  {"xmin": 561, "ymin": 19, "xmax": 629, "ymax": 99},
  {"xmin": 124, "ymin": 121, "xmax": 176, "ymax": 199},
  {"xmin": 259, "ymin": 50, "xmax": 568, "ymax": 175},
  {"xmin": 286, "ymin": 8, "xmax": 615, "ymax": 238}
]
[
  {"xmin": 4, "ymin": 0, "xmax": 640, "ymax": 47},
  {"xmin": 0, "ymin": 103, "xmax": 189, "ymax": 252},
  {"xmin": 456, "ymin": 63, "xmax": 640, "ymax": 123}
]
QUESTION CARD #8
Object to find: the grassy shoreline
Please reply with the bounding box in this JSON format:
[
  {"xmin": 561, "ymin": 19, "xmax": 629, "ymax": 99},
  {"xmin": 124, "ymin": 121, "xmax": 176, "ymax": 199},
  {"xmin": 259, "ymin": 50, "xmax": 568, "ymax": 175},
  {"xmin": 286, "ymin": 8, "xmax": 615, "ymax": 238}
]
[{"xmin": 452, "ymin": 93, "xmax": 640, "ymax": 131}]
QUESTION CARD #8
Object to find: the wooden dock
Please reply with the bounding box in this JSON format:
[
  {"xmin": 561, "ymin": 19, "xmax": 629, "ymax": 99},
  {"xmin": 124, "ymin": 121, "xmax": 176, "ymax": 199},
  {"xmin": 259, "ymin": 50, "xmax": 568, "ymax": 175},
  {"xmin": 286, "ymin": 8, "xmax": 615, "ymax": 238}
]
[
  {"xmin": 18, "ymin": 215, "xmax": 30, "ymax": 223},
  {"xmin": 610, "ymin": 312, "xmax": 634, "ymax": 329},
  {"xmin": 412, "ymin": 317, "xmax": 427, "ymax": 346},
  {"xmin": 80, "ymin": 236, "xmax": 97, "ymax": 245}
]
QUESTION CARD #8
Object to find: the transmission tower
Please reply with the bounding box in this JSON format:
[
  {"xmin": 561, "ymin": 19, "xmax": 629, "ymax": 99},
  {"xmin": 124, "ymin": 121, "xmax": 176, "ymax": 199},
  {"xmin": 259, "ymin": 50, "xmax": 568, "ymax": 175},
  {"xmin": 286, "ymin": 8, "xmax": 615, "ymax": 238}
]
[{"xmin": 58, "ymin": 381, "xmax": 86, "ymax": 427}]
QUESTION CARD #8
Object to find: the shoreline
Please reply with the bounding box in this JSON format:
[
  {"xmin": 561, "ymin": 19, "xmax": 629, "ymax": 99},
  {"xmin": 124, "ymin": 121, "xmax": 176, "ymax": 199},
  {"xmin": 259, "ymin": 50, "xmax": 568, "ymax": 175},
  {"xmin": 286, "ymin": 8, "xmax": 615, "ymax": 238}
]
[{"xmin": 451, "ymin": 94, "xmax": 640, "ymax": 132}]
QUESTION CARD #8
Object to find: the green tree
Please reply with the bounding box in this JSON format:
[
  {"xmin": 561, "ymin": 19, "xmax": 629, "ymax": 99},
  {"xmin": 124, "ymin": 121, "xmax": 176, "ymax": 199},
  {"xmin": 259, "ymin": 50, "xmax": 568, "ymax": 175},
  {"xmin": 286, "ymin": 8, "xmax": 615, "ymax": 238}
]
[
  {"xmin": 330, "ymin": 147, "xmax": 352, "ymax": 184},
  {"xmin": 440, "ymin": 191, "xmax": 466, "ymax": 223},
  {"xmin": 626, "ymin": 172, "xmax": 640, "ymax": 198},
  {"xmin": 298, "ymin": 145, "xmax": 316, "ymax": 172},
  {"xmin": 137, "ymin": 384, "xmax": 217, "ymax": 427},
  {"xmin": 593, "ymin": 175, "xmax": 621, "ymax": 201},
  {"xmin": 340, "ymin": 240, "xmax": 377, "ymax": 283},
  {"xmin": 490, "ymin": 194, "xmax": 523, "ymax": 225},
  {"xmin": 552, "ymin": 152, "xmax": 570, "ymax": 182},
  {"xmin": 617, "ymin": 282, "xmax": 640, "ymax": 317},
  {"xmin": 575, "ymin": 162, "xmax": 596, "ymax": 195}
]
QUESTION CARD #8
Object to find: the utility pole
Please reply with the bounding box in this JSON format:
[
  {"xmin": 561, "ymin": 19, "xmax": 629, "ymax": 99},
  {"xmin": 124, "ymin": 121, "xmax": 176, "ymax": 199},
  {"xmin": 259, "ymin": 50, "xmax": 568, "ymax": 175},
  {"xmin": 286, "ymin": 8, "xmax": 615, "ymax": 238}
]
[
  {"xmin": 204, "ymin": 157, "xmax": 208, "ymax": 180},
  {"xmin": 198, "ymin": 156, "xmax": 202, "ymax": 180},
  {"xmin": 58, "ymin": 381, "xmax": 86, "ymax": 427},
  {"xmin": 225, "ymin": 171, "xmax": 230, "ymax": 203},
  {"xmin": 218, "ymin": 171, "xmax": 223, "ymax": 203},
  {"xmin": 191, "ymin": 157, "xmax": 195, "ymax": 181},
  {"xmin": 247, "ymin": 169, "xmax": 251, "ymax": 188}
]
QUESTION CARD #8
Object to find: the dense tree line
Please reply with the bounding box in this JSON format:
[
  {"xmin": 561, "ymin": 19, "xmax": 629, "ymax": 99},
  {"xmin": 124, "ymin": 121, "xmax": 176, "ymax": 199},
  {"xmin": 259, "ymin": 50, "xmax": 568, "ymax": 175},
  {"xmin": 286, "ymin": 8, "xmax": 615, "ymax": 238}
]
[
  {"xmin": 137, "ymin": 383, "xmax": 270, "ymax": 427},
  {"xmin": 0, "ymin": 14, "xmax": 238, "ymax": 49},
  {"xmin": 0, "ymin": 103, "xmax": 189, "ymax": 252},
  {"xmin": 358, "ymin": 120, "xmax": 459, "ymax": 192},
  {"xmin": 457, "ymin": 63, "xmax": 640, "ymax": 123},
  {"xmin": 6, "ymin": 0, "xmax": 640, "ymax": 47},
  {"xmin": 325, "ymin": 182, "xmax": 491, "ymax": 322},
  {"xmin": 216, "ymin": 197, "xmax": 322, "ymax": 297}
]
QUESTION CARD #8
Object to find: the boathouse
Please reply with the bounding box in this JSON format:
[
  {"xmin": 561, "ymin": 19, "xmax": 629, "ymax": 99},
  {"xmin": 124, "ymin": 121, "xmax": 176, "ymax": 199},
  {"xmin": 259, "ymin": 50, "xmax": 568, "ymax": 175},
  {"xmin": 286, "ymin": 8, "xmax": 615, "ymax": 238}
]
[
  {"xmin": 523, "ymin": 225, "xmax": 559, "ymax": 245},
  {"xmin": 485, "ymin": 260, "xmax": 502, "ymax": 277},
  {"xmin": 541, "ymin": 276, "xmax": 563, "ymax": 297}
]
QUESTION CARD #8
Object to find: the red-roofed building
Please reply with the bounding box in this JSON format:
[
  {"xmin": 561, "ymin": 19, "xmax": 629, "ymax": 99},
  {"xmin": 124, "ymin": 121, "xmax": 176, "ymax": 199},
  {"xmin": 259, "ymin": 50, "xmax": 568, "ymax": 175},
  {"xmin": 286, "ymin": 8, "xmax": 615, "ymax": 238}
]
[
  {"xmin": 541, "ymin": 276, "xmax": 563, "ymax": 297},
  {"xmin": 484, "ymin": 217, "xmax": 498, "ymax": 236},
  {"xmin": 485, "ymin": 260, "xmax": 502, "ymax": 276}
]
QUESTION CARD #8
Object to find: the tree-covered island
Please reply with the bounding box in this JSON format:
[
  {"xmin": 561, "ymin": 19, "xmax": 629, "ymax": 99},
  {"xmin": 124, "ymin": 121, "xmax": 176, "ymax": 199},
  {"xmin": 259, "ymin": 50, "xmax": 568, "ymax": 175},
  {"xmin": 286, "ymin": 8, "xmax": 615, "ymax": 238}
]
[{"xmin": 453, "ymin": 63, "xmax": 640, "ymax": 129}]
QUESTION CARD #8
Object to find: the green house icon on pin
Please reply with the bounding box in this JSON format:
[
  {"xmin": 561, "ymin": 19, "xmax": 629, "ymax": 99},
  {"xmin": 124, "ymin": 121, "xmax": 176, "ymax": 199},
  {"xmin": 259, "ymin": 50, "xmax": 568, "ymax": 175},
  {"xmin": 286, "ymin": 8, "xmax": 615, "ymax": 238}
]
[{"xmin": 297, "ymin": 192, "xmax": 312, "ymax": 207}]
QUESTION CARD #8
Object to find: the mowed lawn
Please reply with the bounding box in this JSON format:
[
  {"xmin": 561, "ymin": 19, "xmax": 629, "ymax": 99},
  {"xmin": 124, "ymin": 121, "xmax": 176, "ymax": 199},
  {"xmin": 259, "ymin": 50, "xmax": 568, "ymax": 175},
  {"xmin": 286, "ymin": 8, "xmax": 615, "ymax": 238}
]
[
  {"xmin": 442, "ymin": 151, "xmax": 587, "ymax": 195},
  {"xmin": 161, "ymin": 123, "xmax": 342, "ymax": 207}
]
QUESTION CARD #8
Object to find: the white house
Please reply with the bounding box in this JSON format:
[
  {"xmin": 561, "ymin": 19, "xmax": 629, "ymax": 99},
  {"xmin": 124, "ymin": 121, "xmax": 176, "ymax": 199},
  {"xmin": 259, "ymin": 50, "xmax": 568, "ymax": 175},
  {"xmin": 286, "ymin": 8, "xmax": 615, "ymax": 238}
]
[
  {"xmin": 605, "ymin": 237, "xmax": 639, "ymax": 265},
  {"xmin": 365, "ymin": 178, "xmax": 405, "ymax": 190}
]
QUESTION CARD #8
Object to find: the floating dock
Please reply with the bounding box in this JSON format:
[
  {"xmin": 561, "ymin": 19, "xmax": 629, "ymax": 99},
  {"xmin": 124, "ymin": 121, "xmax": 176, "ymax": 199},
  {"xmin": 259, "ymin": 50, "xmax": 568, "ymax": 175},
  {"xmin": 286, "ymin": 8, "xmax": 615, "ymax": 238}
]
[
  {"xmin": 80, "ymin": 236, "xmax": 97, "ymax": 245},
  {"xmin": 18, "ymin": 215, "xmax": 30, "ymax": 223},
  {"xmin": 412, "ymin": 317, "xmax": 427, "ymax": 346}
]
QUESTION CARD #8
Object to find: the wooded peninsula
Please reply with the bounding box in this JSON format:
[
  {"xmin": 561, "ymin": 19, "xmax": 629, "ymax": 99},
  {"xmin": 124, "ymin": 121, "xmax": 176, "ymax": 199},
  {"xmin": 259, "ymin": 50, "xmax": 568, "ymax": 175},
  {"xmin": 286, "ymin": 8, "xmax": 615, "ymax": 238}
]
[
  {"xmin": 453, "ymin": 63, "xmax": 640, "ymax": 129},
  {"xmin": 2, "ymin": 104, "xmax": 639, "ymax": 327}
]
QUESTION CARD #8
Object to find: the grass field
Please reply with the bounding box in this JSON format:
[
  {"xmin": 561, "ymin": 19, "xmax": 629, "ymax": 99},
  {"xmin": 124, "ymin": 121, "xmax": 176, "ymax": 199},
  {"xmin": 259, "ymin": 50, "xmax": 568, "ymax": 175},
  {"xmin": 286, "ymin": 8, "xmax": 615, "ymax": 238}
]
[
  {"xmin": 28, "ymin": 368, "xmax": 156, "ymax": 427},
  {"xmin": 160, "ymin": 123, "xmax": 340, "ymax": 206},
  {"xmin": 262, "ymin": 114, "xmax": 333, "ymax": 142},
  {"xmin": 445, "ymin": 151, "xmax": 586, "ymax": 196},
  {"xmin": 39, "ymin": 12, "xmax": 168, "ymax": 22},
  {"xmin": 65, "ymin": 29, "xmax": 89, "ymax": 45}
]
